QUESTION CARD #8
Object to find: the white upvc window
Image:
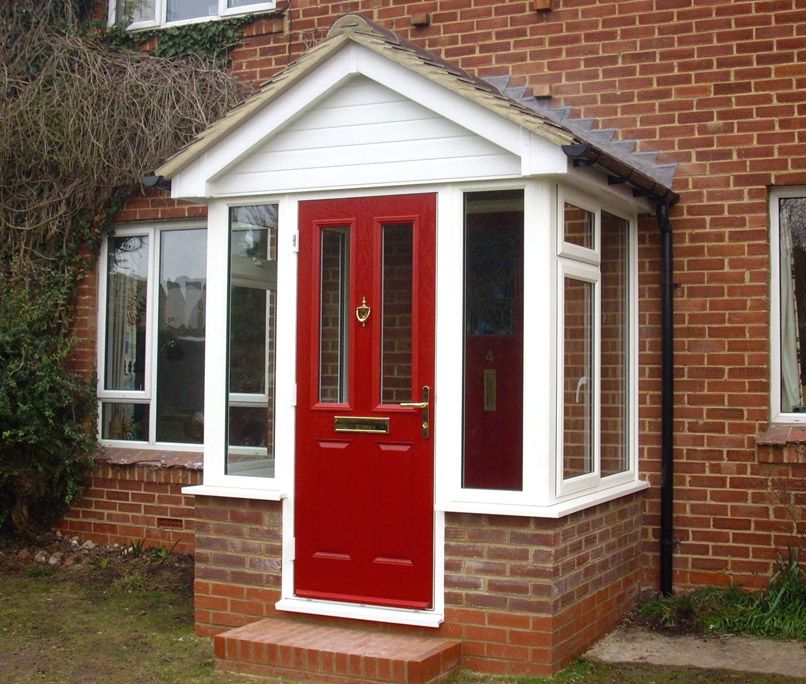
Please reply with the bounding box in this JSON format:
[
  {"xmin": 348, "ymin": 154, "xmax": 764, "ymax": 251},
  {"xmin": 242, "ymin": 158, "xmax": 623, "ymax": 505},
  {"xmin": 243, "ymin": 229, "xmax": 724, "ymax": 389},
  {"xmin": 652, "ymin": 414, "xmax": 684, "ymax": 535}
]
[
  {"xmin": 108, "ymin": 0, "xmax": 276, "ymax": 30},
  {"xmin": 97, "ymin": 221, "xmax": 208, "ymax": 448},
  {"xmin": 437, "ymin": 180, "xmax": 642, "ymax": 517},
  {"xmin": 770, "ymin": 186, "xmax": 806, "ymax": 423}
]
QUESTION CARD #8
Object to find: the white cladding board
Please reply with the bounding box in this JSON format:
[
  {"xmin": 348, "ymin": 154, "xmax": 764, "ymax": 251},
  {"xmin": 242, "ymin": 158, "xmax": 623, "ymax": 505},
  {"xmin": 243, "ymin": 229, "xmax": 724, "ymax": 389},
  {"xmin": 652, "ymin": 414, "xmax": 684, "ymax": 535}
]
[{"xmin": 211, "ymin": 76, "xmax": 522, "ymax": 195}]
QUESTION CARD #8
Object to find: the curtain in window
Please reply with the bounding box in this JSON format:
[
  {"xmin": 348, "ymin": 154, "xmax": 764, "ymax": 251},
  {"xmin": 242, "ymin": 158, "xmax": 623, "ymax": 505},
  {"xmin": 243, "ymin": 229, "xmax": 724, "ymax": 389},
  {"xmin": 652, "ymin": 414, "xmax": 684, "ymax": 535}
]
[{"xmin": 780, "ymin": 197, "xmax": 806, "ymax": 413}]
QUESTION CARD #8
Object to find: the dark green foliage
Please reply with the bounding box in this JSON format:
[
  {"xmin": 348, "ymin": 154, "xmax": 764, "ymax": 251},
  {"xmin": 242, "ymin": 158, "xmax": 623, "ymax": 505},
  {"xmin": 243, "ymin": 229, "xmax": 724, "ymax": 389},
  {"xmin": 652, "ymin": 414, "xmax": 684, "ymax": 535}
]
[
  {"xmin": 0, "ymin": 269, "xmax": 98, "ymax": 538},
  {"xmin": 105, "ymin": 13, "xmax": 256, "ymax": 63},
  {"xmin": 638, "ymin": 548, "xmax": 806, "ymax": 640}
]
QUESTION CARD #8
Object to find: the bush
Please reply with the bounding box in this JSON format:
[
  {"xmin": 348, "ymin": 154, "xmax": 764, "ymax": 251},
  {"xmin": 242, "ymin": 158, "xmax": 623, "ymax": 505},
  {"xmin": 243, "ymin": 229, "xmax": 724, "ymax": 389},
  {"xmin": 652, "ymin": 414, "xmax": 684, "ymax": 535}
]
[{"xmin": 0, "ymin": 270, "xmax": 97, "ymax": 538}]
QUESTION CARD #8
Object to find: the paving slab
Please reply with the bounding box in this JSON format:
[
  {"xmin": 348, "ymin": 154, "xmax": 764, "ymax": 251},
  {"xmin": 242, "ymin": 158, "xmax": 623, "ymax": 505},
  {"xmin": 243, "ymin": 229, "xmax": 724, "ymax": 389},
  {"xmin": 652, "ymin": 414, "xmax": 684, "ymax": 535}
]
[{"xmin": 586, "ymin": 626, "xmax": 806, "ymax": 679}]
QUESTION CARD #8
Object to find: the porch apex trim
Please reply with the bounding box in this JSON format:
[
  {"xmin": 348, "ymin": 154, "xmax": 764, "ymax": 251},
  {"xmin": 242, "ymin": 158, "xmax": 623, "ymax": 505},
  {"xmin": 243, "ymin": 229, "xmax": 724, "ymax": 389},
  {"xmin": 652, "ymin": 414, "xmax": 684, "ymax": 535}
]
[{"xmin": 156, "ymin": 14, "xmax": 675, "ymax": 203}]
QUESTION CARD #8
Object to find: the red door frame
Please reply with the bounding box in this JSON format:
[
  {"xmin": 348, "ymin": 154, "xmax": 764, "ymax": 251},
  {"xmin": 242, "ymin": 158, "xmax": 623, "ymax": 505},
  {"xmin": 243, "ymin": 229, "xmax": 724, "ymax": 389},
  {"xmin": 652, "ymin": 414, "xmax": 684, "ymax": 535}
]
[{"xmin": 294, "ymin": 193, "xmax": 436, "ymax": 610}]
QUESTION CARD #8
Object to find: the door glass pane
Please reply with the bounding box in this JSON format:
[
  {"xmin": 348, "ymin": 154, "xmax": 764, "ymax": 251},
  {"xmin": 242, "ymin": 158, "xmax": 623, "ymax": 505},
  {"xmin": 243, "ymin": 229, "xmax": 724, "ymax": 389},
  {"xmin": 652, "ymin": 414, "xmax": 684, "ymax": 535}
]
[
  {"xmin": 155, "ymin": 229, "xmax": 207, "ymax": 443},
  {"xmin": 381, "ymin": 223, "xmax": 413, "ymax": 404},
  {"xmin": 462, "ymin": 190, "xmax": 524, "ymax": 491},
  {"xmin": 319, "ymin": 227, "xmax": 350, "ymax": 403},
  {"xmin": 563, "ymin": 277, "xmax": 594, "ymax": 479},
  {"xmin": 105, "ymin": 235, "xmax": 148, "ymax": 391},
  {"xmin": 564, "ymin": 202, "xmax": 594, "ymax": 250},
  {"xmin": 166, "ymin": 0, "xmax": 213, "ymax": 22},
  {"xmin": 601, "ymin": 212, "xmax": 630, "ymax": 477},
  {"xmin": 101, "ymin": 402, "xmax": 149, "ymax": 441},
  {"xmin": 227, "ymin": 205, "xmax": 277, "ymax": 478},
  {"xmin": 779, "ymin": 197, "xmax": 806, "ymax": 413}
]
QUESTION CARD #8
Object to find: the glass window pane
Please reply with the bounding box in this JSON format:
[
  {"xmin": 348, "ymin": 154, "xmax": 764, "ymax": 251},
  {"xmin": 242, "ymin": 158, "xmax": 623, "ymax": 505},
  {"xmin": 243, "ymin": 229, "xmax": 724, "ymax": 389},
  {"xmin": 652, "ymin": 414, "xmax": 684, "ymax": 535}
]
[
  {"xmin": 155, "ymin": 229, "xmax": 207, "ymax": 444},
  {"xmin": 227, "ymin": 205, "xmax": 278, "ymax": 478},
  {"xmin": 564, "ymin": 202, "xmax": 594, "ymax": 250},
  {"xmin": 117, "ymin": 0, "xmax": 156, "ymax": 24},
  {"xmin": 105, "ymin": 235, "xmax": 148, "ymax": 392},
  {"xmin": 600, "ymin": 212, "xmax": 630, "ymax": 477},
  {"xmin": 563, "ymin": 277, "xmax": 594, "ymax": 480},
  {"xmin": 381, "ymin": 223, "xmax": 413, "ymax": 404},
  {"xmin": 319, "ymin": 228, "xmax": 350, "ymax": 404},
  {"xmin": 780, "ymin": 197, "xmax": 806, "ymax": 413},
  {"xmin": 228, "ymin": 0, "xmax": 267, "ymax": 6},
  {"xmin": 101, "ymin": 403, "xmax": 149, "ymax": 441},
  {"xmin": 462, "ymin": 190, "xmax": 524, "ymax": 491},
  {"xmin": 166, "ymin": 0, "xmax": 214, "ymax": 22}
]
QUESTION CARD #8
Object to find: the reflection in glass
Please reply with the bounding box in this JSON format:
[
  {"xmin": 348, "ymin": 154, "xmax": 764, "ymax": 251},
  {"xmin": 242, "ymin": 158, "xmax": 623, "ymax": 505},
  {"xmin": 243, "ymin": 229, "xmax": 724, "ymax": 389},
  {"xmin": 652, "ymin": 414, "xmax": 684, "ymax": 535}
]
[
  {"xmin": 166, "ymin": 0, "xmax": 211, "ymax": 22},
  {"xmin": 381, "ymin": 224, "xmax": 413, "ymax": 404},
  {"xmin": 564, "ymin": 203, "xmax": 594, "ymax": 250},
  {"xmin": 105, "ymin": 235, "xmax": 148, "ymax": 392},
  {"xmin": 601, "ymin": 212, "xmax": 630, "ymax": 477},
  {"xmin": 228, "ymin": 0, "xmax": 266, "ymax": 6},
  {"xmin": 780, "ymin": 197, "xmax": 806, "ymax": 413},
  {"xmin": 155, "ymin": 229, "xmax": 207, "ymax": 444},
  {"xmin": 319, "ymin": 228, "xmax": 350, "ymax": 404},
  {"xmin": 462, "ymin": 190, "xmax": 524, "ymax": 491},
  {"xmin": 227, "ymin": 205, "xmax": 277, "ymax": 478},
  {"xmin": 563, "ymin": 277, "xmax": 594, "ymax": 480},
  {"xmin": 102, "ymin": 402, "xmax": 149, "ymax": 441},
  {"xmin": 116, "ymin": 0, "xmax": 156, "ymax": 23}
]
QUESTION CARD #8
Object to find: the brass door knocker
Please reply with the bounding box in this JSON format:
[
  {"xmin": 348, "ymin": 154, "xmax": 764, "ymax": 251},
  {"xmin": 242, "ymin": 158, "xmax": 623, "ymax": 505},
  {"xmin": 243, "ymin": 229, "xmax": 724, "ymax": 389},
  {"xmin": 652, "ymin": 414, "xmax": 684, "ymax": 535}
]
[{"xmin": 356, "ymin": 296, "xmax": 371, "ymax": 326}]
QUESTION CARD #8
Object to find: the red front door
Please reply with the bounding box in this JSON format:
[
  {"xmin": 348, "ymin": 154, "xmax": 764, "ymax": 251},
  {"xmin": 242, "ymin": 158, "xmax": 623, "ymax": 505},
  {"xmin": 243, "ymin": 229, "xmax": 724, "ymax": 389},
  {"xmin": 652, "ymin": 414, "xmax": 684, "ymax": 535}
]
[{"xmin": 295, "ymin": 194, "xmax": 436, "ymax": 610}]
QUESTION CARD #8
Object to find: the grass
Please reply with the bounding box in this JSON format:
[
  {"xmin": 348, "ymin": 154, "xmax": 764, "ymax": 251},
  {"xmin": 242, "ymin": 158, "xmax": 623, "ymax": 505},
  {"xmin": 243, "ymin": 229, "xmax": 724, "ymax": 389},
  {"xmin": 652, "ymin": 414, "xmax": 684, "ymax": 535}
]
[
  {"xmin": 0, "ymin": 573, "xmax": 245, "ymax": 684},
  {"xmin": 639, "ymin": 549, "xmax": 806, "ymax": 640},
  {"xmin": 1, "ymin": 544, "xmax": 805, "ymax": 684}
]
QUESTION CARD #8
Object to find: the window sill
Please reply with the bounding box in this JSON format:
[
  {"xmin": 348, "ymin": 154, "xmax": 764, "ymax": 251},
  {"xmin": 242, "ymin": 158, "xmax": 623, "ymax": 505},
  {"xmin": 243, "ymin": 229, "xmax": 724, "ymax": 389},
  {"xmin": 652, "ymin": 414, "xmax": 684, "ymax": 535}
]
[
  {"xmin": 437, "ymin": 479, "xmax": 649, "ymax": 518},
  {"xmin": 756, "ymin": 425, "xmax": 806, "ymax": 465},
  {"xmin": 181, "ymin": 484, "xmax": 286, "ymax": 500},
  {"xmin": 98, "ymin": 447, "xmax": 203, "ymax": 470}
]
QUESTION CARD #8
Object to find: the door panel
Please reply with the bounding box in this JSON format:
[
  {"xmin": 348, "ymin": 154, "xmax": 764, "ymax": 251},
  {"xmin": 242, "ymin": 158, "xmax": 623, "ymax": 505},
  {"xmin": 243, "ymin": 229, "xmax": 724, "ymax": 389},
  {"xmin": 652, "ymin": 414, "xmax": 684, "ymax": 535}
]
[{"xmin": 295, "ymin": 194, "xmax": 436, "ymax": 610}]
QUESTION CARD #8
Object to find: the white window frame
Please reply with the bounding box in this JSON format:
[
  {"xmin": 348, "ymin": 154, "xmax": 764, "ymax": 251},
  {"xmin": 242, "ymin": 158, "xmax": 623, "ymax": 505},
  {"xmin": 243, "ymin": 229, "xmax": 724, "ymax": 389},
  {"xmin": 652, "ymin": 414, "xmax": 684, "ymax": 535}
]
[
  {"xmin": 436, "ymin": 180, "xmax": 643, "ymax": 517},
  {"xmin": 108, "ymin": 0, "xmax": 277, "ymax": 31},
  {"xmin": 97, "ymin": 220, "xmax": 207, "ymax": 450},
  {"xmin": 770, "ymin": 186, "xmax": 806, "ymax": 424},
  {"xmin": 186, "ymin": 197, "xmax": 293, "ymax": 497}
]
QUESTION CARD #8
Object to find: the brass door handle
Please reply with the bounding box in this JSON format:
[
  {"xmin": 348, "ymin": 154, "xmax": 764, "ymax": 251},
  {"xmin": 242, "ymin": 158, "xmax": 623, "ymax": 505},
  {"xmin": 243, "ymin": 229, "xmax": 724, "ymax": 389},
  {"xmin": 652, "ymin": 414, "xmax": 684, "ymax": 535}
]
[{"xmin": 399, "ymin": 386, "xmax": 430, "ymax": 438}]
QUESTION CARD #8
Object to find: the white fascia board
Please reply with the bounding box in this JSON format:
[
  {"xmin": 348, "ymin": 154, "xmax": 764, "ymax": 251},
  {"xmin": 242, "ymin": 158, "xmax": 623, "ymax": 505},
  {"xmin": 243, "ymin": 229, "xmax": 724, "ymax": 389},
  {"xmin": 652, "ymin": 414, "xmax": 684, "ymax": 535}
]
[
  {"xmin": 170, "ymin": 46, "xmax": 357, "ymax": 199},
  {"xmin": 170, "ymin": 154, "xmax": 209, "ymax": 201},
  {"xmin": 566, "ymin": 160, "xmax": 655, "ymax": 214},
  {"xmin": 170, "ymin": 42, "xmax": 571, "ymax": 200}
]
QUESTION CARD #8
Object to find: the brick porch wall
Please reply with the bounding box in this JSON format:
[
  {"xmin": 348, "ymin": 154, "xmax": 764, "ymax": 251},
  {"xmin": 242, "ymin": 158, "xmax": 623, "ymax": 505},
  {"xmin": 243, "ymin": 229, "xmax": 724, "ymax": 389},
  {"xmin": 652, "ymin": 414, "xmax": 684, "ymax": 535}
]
[{"xmin": 192, "ymin": 492, "xmax": 643, "ymax": 676}]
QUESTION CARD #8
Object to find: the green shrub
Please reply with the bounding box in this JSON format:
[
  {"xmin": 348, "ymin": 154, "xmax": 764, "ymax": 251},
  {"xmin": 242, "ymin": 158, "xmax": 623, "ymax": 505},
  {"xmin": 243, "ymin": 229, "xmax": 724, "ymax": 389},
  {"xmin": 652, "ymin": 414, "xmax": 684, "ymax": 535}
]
[{"xmin": 0, "ymin": 269, "xmax": 97, "ymax": 538}]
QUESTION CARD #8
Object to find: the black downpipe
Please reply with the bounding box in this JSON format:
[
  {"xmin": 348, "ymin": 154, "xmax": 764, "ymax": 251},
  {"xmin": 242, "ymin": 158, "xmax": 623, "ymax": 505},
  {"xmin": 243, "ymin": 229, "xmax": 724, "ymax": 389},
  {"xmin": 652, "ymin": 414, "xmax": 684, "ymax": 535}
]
[{"xmin": 657, "ymin": 201, "xmax": 675, "ymax": 596}]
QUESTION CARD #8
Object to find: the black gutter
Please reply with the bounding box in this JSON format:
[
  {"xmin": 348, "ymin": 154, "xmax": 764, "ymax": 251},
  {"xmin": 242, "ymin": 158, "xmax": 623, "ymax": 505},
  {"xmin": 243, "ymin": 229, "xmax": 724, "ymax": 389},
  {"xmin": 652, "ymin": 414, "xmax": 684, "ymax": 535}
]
[
  {"xmin": 657, "ymin": 200, "xmax": 675, "ymax": 596},
  {"xmin": 561, "ymin": 141, "xmax": 677, "ymax": 596}
]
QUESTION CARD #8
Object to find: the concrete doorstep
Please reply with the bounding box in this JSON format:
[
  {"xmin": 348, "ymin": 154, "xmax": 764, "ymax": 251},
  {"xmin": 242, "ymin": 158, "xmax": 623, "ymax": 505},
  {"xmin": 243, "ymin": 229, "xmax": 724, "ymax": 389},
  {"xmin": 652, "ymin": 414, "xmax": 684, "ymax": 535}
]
[{"xmin": 586, "ymin": 626, "xmax": 806, "ymax": 679}]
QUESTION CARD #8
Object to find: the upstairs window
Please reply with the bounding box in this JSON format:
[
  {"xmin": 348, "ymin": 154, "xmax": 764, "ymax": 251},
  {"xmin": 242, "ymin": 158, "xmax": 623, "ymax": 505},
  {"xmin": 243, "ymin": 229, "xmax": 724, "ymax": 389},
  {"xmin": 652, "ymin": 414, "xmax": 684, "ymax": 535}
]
[
  {"xmin": 771, "ymin": 187, "xmax": 806, "ymax": 421},
  {"xmin": 110, "ymin": 0, "xmax": 276, "ymax": 30}
]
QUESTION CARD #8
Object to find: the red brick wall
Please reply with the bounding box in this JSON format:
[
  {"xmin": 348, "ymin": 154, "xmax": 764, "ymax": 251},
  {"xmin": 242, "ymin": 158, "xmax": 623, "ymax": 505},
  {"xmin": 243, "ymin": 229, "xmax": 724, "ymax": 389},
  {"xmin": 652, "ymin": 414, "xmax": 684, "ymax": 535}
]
[
  {"xmin": 57, "ymin": 457, "xmax": 200, "ymax": 554},
  {"xmin": 74, "ymin": 0, "xmax": 806, "ymax": 620},
  {"xmin": 224, "ymin": 0, "xmax": 806, "ymax": 587},
  {"xmin": 193, "ymin": 494, "xmax": 643, "ymax": 676}
]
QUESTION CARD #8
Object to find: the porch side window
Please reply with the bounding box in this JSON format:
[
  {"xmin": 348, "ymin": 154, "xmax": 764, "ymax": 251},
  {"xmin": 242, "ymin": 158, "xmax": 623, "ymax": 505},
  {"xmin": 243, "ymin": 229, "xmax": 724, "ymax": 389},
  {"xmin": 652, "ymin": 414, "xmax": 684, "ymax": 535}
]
[
  {"xmin": 226, "ymin": 205, "xmax": 278, "ymax": 477},
  {"xmin": 462, "ymin": 189, "xmax": 524, "ymax": 491},
  {"xmin": 558, "ymin": 200, "xmax": 632, "ymax": 493},
  {"xmin": 774, "ymin": 190, "xmax": 806, "ymax": 418},
  {"xmin": 99, "ymin": 224, "xmax": 207, "ymax": 445}
]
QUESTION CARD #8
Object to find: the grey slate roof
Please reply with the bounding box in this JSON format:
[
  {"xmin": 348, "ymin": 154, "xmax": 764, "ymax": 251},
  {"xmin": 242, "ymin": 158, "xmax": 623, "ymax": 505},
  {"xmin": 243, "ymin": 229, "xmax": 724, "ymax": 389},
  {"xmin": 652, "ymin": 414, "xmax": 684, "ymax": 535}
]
[
  {"xmin": 158, "ymin": 13, "xmax": 677, "ymax": 202},
  {"xmin": 484, "ymin": 75, "xmax": 678, "ymax": 190}
]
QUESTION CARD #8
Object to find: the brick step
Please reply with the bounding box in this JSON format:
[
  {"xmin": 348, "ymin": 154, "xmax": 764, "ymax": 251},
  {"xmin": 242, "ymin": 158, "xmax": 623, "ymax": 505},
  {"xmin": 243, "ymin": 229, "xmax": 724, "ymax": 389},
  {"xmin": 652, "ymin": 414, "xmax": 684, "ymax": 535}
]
[{"xmin": 214, "ymin": 618, "xmax": 462, "ymax": 684}]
